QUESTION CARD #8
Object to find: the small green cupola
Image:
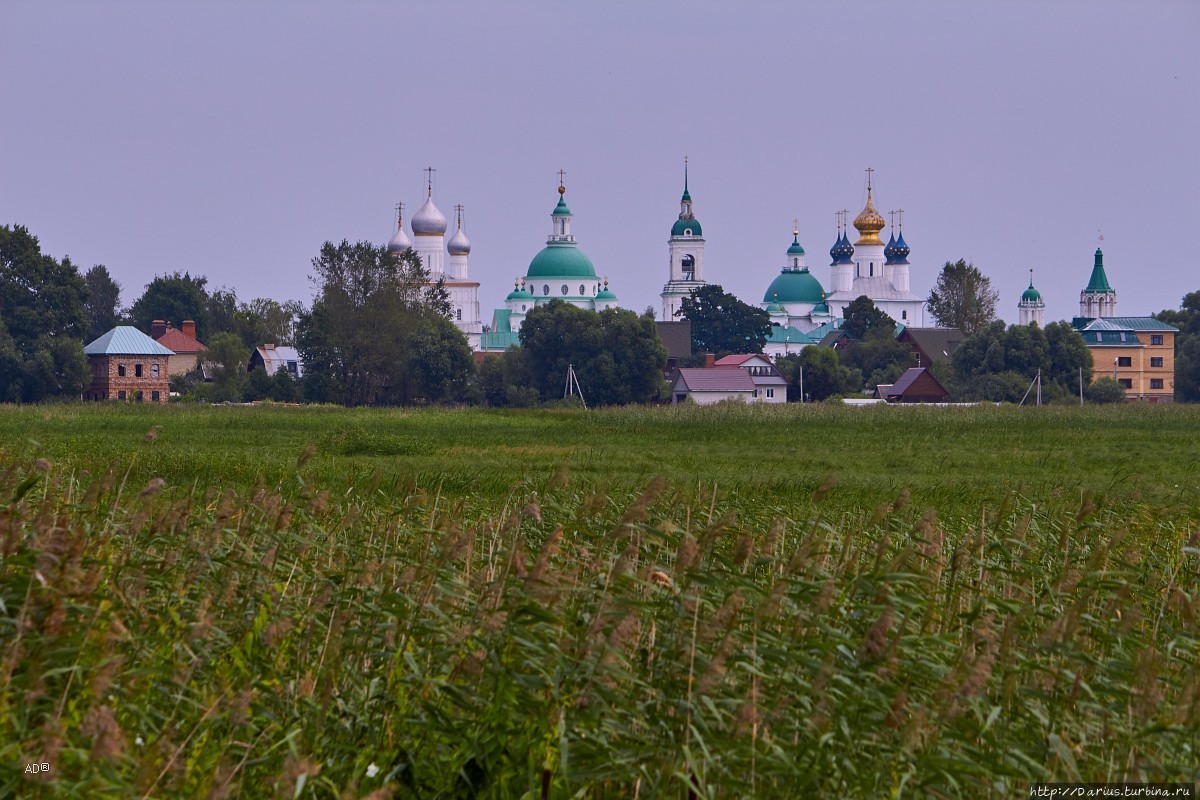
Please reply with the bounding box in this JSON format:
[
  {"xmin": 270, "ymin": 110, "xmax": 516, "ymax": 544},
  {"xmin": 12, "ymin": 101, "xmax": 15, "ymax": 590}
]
[{"xmin": 671, "ymin": 157, "xmax": 703, "ymax": 238}]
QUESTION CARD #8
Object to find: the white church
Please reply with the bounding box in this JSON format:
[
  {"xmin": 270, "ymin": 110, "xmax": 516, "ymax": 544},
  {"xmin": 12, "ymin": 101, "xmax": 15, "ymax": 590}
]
[{"xmin": 388, "ymin": 170, "xmax": 483, "ymax": 350}]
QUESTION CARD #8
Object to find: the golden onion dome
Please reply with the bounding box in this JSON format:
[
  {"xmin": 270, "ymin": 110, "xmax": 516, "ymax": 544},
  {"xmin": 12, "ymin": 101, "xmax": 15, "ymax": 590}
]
[{"xmin": 853, "ymin": 185, "xmax": 886, "ymax": 246}]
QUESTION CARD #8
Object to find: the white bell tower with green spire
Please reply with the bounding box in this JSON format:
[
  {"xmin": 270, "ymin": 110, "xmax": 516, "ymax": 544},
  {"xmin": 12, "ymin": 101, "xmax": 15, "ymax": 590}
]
[{"xmin": 661, "ymin": 157, "xmax": 708, "ymax": 320}]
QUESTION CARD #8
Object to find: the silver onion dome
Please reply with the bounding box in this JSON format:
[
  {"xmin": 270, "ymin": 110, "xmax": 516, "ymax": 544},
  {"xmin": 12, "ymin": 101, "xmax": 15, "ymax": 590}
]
[
  {"xmin": 387, "ymin": 222, "xmax": 413, "ymax": 252},
  {"xmin": 411, "ymin": 195, "xmax": 448, "ymax": 235},
  {"xmin": 447, "ymin": 225, "xmax": 471, "ymax": 255}
]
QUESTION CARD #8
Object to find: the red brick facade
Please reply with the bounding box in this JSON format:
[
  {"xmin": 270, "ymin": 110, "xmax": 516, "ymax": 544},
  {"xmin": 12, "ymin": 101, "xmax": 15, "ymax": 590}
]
[{"xmin": 86, "ymin": 354, "xmax": 171, "ymax": 403}]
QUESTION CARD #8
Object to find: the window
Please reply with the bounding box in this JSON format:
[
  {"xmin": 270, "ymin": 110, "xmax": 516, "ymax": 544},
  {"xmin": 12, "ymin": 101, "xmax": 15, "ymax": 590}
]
[
  {"xmin": 135, "ymin": 364, "xmax": 143, "ymax": 377},
  {"xmin": 118, "ymin": 390, "xmax": 126, "ymax": 400},
  {"xmin": 752, "ymin": 389, "xmax": 758, "ymax": 398},
  {"xmin": 902, "ymin": 310, "xmax": 907, "ymax": 320},
  {"xmin": 561, "ymin": 284, "xmax": 569, "ymax": 295},
  {"xmin": 1151, "ymin": 357, "xmax": 1163, "ymax": 368},
  {"xmin": 1117, "ymin": 357, "xmax": 1132, "ymax": 367},
  {"xmin": 134, "ymin": 391, "xmax": 143, "ymax": 403},
  {"xmin": 117, "ymin": 364, "xmax": 126, "ymax": 377},
  {"xmin": 152, "ymin": 364, "xmax": 159, "ymax": 378},
  {"xmin": 456, "ymin": 308, "xmax": 462, "ymax": 320},
  {"xmin": 1118, "ymin": 379, "xmax": 1132, "ymax": 389},
  {"xmin": 766, "ymin": 388, "xmax": 775, "ymax": 399},
  {"xmin": 682, "ymin": 254, "xmax": 695, "ymax": 279},
  {"xmin": 579, "ymin": 284, "xmax": 585, "ymax": 295},
  {"xmin": 1151, "ymin": 379, "xmax": 1164, "ymax": 389},
  {"xmin": 1151, "ymin": 335, "xmax": 1164, "ymax": 345},
  {"xmin": 543, "ymin": 285, "xmax": 550, "ymax": 296},
  {"xmin": 151, "ymin": 391, "xmax": 160, "ymax": 402}
]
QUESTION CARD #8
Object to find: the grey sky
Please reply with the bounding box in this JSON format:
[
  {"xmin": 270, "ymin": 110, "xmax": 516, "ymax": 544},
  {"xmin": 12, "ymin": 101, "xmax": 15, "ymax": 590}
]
[{"xmin": 3, "ymin": 1, "xmax": 1197, "ymax": 327}]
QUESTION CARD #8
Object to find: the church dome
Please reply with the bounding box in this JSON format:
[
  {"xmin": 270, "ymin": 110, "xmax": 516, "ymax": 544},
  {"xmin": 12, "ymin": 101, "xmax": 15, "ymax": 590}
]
[
  {"xmin": 884, "ymin": 232, "xmax": 899, "ymax": 264},
  {"xmin": 387, "ymin": 225, "xmax": 413, "ymax": 253},
  {"xmin": 596, "ymin": 280, "xmax": 618, "ymax": 302},
  {"xmin": 507, "ymin": 280, "xmax": 533, "ymax": 301},
  {"xmin": 1022, "ymin": 279, "xmax": 1042, "ymax": 303},
  {"xmin": 830, "ymin": 232, "xmax": 854, "ymax": 264},
  {"xmin": 853, "ymin": 186, "xmax": 886, "ymax": 246},
  {"xmin": 447, "ymin": 225, "xmax": 471, "ymax": 255},
  {"xmin": 763, "ymin": 267, "xmax": 825, "ymax": 304},
  {"xmin": 893, "ymin": 231, "xmax": 910, "ymax": 263},
  {"xmin": 672, "ymin": 217, "xmax": 703, "ymax": 237},
  {"xmin": 527, "ymin": 244, "xmax": 597, "ymax": 278},
  {"xmin": 786, "ymin": 231, "xmax": 805, "ymax": 257},
  {"xmin": 411, "ymin": 195, "xmax": 448, "ymax": 235}
]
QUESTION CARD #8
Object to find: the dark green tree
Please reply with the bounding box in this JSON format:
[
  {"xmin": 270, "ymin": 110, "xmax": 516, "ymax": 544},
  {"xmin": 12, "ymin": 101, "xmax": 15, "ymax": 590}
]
[
  {"xmin": 1156, "ymin": 292, "xmax": 1200, "ymax": 401},
  {"xmin": 519, "ymin": 300, "xmax": 667, "ymax": 406},
  {"xmin": 776, "ymin": 347, "xmax": 862, "ymax": 402},
  {"xmin": 679, "ymin": 284, "xmax": 770, "ymax": 356},
  {"xmin": 0, "ymin": 225, "xmax": 89, "ymax": 402},
  {"xmin": 478, "ymin": 348, "xmax": 538, "ymax": 408},
  {"xmin": 926, "ymin": 260, "xmax": 999, "ymax": 335},
  {"xmin": 408, "ymin": 314, "xmax": 476, "ymax": 403},
  {"xmin": 269, "ymin": 368, "xmax": 300, "ymax": 403},
  {"xmin": 205, "ymin": 332, "xmax": 248, "ymax": 402},
  {"xmin": 836, "ymin": 297, "xmax": 912, "ymax": 391},
  {"xmin": 129, "ymin": 272, "xmax": 210, "ymax": 340},
  {"xmin": 83, "ymin": 264, "xmax": 123, "ymax": 341},
  {"xmin": 840, "ymin": 295, "xmax": 895, "ymax": 341},
  {"xmin": 295, "ymin": 240, "xmax": 464, "ymax": 406},
  {"xmin": 1044, "ymin": 321, "xmax": 1094, "ymax": 391},
  {"xmin": 1085, "ymin": 376, "xmax": 1127, "ymax": 404}
]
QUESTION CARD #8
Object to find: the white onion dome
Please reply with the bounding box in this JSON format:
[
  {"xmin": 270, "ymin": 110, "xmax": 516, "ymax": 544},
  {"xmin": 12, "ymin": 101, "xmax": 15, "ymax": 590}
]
[
  {"xmin": 411, "ymin": 195, "xmax": 448, "ymax": 235},
  {"xmin": 387, "ymin": 224, "xmax": 413, "ymax": 253},
  {"xmin": 447, "ymin": 224, "xmax": 471, "ymax": 255}
]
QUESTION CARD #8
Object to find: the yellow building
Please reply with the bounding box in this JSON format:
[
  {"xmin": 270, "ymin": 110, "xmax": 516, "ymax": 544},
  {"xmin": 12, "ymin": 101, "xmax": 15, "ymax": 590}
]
[{"xmin": 1075, "ymin": 318, "xmax": 1177, "ymax": 402}]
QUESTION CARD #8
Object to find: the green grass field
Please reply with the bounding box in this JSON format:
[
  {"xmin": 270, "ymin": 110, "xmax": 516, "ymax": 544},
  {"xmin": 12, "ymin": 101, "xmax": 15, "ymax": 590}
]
[{"xmin": 1, "ymin": 403, "xmax": 1198, "ymax": 797}]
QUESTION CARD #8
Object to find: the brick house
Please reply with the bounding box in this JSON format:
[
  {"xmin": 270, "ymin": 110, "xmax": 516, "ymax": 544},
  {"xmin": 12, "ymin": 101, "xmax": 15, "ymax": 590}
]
[{"xmin": 83, "ymin": 326, "xmax": 174, "ymax": 403}]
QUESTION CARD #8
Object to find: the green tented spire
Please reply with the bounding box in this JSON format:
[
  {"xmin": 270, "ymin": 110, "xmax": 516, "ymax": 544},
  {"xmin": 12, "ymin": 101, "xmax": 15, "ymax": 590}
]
[{"xmin": 1085, "ymin": 247, "xmax": 1113, "ymax": 293}]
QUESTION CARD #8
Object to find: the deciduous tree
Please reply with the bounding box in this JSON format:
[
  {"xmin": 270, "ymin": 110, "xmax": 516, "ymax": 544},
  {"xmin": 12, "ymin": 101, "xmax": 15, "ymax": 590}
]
[
  {"xmin": 0, "ymin": 225, "xmax": 89, "ymax": 402},
  {"xmin": 927, "ymin": 260, "xmax": 999, "ymax": 335},
  {"xmin": 679, "ymin": 284, "xmax": 770, "ymax": 356},
  {"xmin": 83, "ymin": 264, "xmax": 123, "ymax": 341},
  {"xmin": 519, "ymin": 300, "xmax": 667, "ymax": 406},
  {"xmin": 129, "ymin": 272, "xmax": 211, "ymax": 340}
]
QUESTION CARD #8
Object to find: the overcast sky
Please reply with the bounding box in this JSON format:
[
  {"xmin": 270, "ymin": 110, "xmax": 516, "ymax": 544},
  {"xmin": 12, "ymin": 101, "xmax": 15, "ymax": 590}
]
[{"xmin": 3, "ymin": 1, "xmax": 1197, "ymax": 327}]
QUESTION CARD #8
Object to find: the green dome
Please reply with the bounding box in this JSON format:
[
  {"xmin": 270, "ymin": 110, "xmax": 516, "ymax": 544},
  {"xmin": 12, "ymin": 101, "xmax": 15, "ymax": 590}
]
[
  {"xmin": 765, "ymin": 300, "xmax": 785, "ymax": 315},
  {"xmin": 762, "ymin": 268, "xmax": 825, "ymax": 304},
  {"xmin": 552, "ymin": 196, "xmax": 572, "ymax": 216},
  {"xmin": 507, "ymin": 286, "xmax": 533, "ymax": 301},
  {"xmin": 671, "ymin": 217, "xmax": 703, "ymax": 237},
  {"xmin": 786, "ymin": 232, "xmax": 805, "ymax": 256},
  {"xmin": 527, "ymin": 243, "xmax": 597, "ymax": 278},
  {"xmin": 596, "ymin": 286, "xmax": 618, "ymax": 301},
  {"xmin": 1021, "ymin": 284, "xmax": 1042, "ymax": 302}
]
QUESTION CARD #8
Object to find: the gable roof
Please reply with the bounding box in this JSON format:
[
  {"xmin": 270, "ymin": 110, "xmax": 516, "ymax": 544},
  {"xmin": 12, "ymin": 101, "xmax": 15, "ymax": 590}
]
[
  {"xmin": 898, "ymin": 327, "xmax": 964, "ymax": 361},
  {"xmin": 713, "ymin": 353, "xmax": 773, "ymax": 367},
  {"xmin": 887, "ymin": 367, "xmax": 948, "ymax": 399},
  {"xmin": 655, "ymin": 321, "xmax": 692, "ymax": 359},
  {"xmin": 84, "ymin": 326, "xmax": 174, "ymax": 356},
  {"xmin": 253, "ymin": 345, "xmax": 304, "ymax": 376},
  {"xmin": 153, "ymin": 326, "xmax": 207, "ymax": 354},
  {"xmin": 674, "ymin": 368, "xmax": 756, "ymax": 393}
]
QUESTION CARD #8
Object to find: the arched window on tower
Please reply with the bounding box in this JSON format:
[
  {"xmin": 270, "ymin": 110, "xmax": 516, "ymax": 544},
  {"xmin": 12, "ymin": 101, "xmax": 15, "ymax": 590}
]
[{"xmin": 682, "ymin": 254, "xmax": 695, "ymax": 281}]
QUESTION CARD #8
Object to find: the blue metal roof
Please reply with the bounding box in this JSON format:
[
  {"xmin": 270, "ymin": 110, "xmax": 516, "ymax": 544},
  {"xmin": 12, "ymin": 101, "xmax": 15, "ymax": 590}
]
[{"xmin": 84, "ymin": 326, "xmax": 174, "ymax": 356}]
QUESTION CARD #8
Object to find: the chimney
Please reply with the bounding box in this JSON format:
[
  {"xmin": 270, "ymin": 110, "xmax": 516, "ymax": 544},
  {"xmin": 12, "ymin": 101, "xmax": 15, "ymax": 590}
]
[
  {"xmin": 182, "ymin": 320, "xmax": 197, "ymax": 340},
  {"xmin": 704, "ymin": 353, "xmax": 715, "ymax": 369},
  {"xmin": 151, "ymin": 319, "xmax": 167, "ymax": 339}
]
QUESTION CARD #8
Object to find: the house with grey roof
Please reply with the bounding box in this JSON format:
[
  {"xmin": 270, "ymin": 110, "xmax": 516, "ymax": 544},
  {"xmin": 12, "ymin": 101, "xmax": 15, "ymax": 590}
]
[{"xmin": 83, "ymin": 326, "xmax": 174, "ymax": 403}]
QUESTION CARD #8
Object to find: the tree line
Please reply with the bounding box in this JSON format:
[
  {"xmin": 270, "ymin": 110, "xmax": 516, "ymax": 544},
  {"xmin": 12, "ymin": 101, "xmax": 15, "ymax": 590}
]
[{"xmin": 3, "ymin": 220, "xmax": 1197, "ymax": 405}]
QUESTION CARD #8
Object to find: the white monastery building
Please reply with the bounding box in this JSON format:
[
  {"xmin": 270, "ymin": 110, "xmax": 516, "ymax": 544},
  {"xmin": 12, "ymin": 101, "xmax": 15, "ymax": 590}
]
[{"xmin": 388, "ymin": 169, "xmax": 482, "ymax": 350}]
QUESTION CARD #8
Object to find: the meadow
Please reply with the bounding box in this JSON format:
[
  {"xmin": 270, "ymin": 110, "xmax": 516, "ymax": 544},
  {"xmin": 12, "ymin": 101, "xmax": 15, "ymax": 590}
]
[{"xmin": 1, "ymin": 402, "xmax": 1198, "ymax": 797}]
